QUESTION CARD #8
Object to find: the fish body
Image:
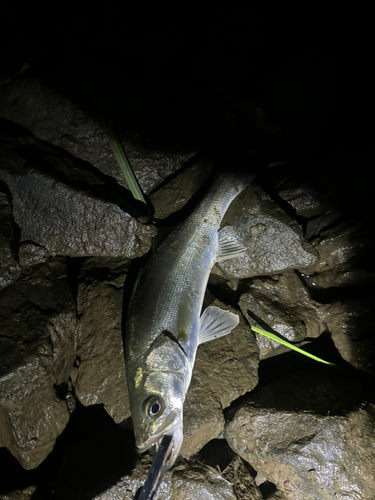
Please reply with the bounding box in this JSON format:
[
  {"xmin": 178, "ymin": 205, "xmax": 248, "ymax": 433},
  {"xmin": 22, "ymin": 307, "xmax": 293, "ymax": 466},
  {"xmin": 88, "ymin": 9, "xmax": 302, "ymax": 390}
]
[{"xmin": 125, "ymin": 169, "xmax": 257, "ymax": 467}]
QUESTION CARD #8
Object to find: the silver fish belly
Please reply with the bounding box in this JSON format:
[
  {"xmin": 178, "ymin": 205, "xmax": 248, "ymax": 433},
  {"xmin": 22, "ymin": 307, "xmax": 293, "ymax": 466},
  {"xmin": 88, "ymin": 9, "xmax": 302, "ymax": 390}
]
[{"xmin": 125, "ymin": 171, "xmax": 255, "ymax": 467}]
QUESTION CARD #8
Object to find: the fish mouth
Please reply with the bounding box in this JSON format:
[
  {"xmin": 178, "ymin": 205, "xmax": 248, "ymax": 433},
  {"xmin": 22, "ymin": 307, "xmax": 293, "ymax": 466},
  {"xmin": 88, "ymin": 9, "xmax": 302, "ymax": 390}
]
[{"xmin": 137, "ymin": 409, "xmax": 179, "ymax": 453}]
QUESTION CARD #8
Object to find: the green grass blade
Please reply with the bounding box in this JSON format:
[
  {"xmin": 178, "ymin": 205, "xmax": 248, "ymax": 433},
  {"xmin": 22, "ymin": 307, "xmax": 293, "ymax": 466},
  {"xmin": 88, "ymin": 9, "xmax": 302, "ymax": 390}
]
[
  {"xmin": 104, "ymin": 119, "xmax": 147, "ymax": 205},
  {"xmin": 251, "ymin": 326, "xmax": 336, "ymax": 366}
]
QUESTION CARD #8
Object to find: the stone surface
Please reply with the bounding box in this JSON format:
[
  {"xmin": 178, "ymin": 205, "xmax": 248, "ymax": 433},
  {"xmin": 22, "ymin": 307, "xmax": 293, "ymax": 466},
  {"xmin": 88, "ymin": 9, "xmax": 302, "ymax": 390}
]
[
  {"xmin": 0, "ymin": 73, "xmax": 196, "ymax": 194},
  {"xmin": 274, "ymin": 164, "xmax": 338, "ymax": 219},
  {"xmin": 301, "ymin": 221, "xmax": 374, "ymax": 289},
  {"xmin": 322, "ymin": 298, "xmax": 375, "ymax": 375},
  {"xmin": 181, "ymin": 292, "xmax": 259, "ymax": 458},
  {"xmin": 0, "ymin": 359, "xmax": 70, "ymax": 471},
  {"xmin": 94, "ymin": 454, "xmax": 238, "ymax": 500},
  {"xmin": 1, "ymin": 169, "xmax": 155, "ymax": 259},
  {"xmin": 75, "ymin": 261, "xmax": 130, "ymax": 423},
  {"xmin": 149, "ymin": 158, "xmax": 213, "ymax": 219},
  {"xmin": 0, "ymin": 260, "xmax": 77, "ymax": 469},
  {"xmin": 0, "ymin": 189, "xmax": 21, "ymax": 290},
  {"xmin": 0, "ymin": 485, "xmax": 36, "ymax": 500},
  {"xmin": 212, "ymin": 183, "xmax": 318, "ymax": 280},
  {"xmin": 239, "ymin": 272, "xmax": 326, "ymax": 359},
  {"xmin": 225, "ymin": 371, "xmax": 375, "ymax": 500},
  {"xmin": 222, "ymin": 456, "xmax": 263, "ymax": 500},
  {"xmin": 18, "ymin": 242, "xmax": 51, "ymax": 268}
]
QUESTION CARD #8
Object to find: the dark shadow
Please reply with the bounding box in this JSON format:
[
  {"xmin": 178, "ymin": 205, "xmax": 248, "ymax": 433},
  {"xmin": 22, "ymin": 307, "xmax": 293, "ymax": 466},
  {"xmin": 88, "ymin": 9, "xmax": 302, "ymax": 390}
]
[
  {"xmin": 0, "ymin": 402, "xmax": 135, "ymax": 499},
  {"xmin": 225, "ymin": 332, "xmax": 375, "ymax": 421}
]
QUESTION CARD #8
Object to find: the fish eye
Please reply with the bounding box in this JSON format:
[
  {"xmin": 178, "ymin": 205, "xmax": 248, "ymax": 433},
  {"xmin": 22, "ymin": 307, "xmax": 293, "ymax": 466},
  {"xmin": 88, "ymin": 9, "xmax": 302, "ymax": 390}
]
[{"xmin": 143, "ymin": 395, "xmax": 164, "ymax": 418}]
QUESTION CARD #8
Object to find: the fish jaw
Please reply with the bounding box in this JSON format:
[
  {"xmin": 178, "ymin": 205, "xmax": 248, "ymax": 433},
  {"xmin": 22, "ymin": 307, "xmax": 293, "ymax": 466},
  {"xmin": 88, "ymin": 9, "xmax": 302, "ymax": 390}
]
[{"xmin": 136, "ymin": 408, "xmax": 184, "ymax": 468}]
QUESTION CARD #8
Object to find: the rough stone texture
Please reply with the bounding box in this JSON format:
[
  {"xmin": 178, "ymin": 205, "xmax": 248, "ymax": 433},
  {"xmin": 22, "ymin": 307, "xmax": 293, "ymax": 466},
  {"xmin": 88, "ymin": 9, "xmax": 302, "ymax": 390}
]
[
  {"xmin": 212, "ymin": 183, "xmax": 318, "ymax": 280},
  {"xmin": 322, "ymin": 298, "xmax": 375, "ymax": 375},
  {"xmin": 239, "ymin": 272, "xmax": 326, "ymax": 359},
  {"xmin": 94, "ymin": 454, "xmax": 237, "ymax": 500},
  {"xmin": 0, "ymin": 74, "xmax": 196, "ymax": 194},
  {"xmin": 0, "ymin": 260, "xmax": 77, "ymax": 469},
  {"xmin": 0, "ymin": 485, "xmax": 36, "ymax": 499},
  {"xmin": 222, "ymin": 456, "xmax": 263, "ymax": 500},
  {"xmin": 181, "ymin": 292, "xmax": 259, "ymax": 458},
  {"xmin": 1, "ymin": 169, "xmax": 156, "ymax": 259},
  {"xmin": 0, "ymin": 359, "xmax": 70, "ymax": 471},
  {"xmin": 149, "ymin": 158, "xmax": 213, "ymax": 219},
  {"xmin": 301, "ymin": 221, "xmax": 374, "ymax": 289},
  {"xmin": 75, "ymin": 262, "xmax": 130, "ymax": 423},
  {"xmin": 267, "ymin": 491, "xmax": 292, "ymax": 500},
  {"xmin": 0, "ymin": 189, "xmax": 21, "ymax": 290},
  {"xmin": 275, "ymin": 166, "xmax": 338, "ymax": 219},
  {"xmin": 18, "ymin": 242, "xmax": 51, "ymax": 268},
  {"xmin": 270, "ymin": 162, "xmax": 344, "ymax": 239},
  {"xmin": 225, "ymin": 372, "xmax": 375, "ymax": 500}
]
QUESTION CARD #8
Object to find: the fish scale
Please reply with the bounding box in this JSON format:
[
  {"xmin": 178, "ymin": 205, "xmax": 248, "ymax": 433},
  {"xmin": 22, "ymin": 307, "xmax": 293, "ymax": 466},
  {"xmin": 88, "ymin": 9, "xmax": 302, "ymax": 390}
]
[{"xmin": 125, "ymin": 169, "xmax": 259, "ymax": 468}]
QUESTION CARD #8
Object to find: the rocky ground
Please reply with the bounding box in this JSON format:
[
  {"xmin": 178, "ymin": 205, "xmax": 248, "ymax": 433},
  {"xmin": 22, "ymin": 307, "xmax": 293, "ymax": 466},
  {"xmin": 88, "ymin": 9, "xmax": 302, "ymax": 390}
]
[{"xmin": 0, "ymin": 8, "xmax": 374, "ymax": 500}]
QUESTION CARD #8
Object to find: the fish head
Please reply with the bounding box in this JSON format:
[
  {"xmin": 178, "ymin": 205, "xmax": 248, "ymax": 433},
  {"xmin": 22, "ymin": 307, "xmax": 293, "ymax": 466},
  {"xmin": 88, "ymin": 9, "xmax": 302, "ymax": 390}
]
[{"xmin": 128, "ymin": 333, "xmax": 192, "ymax": 468}]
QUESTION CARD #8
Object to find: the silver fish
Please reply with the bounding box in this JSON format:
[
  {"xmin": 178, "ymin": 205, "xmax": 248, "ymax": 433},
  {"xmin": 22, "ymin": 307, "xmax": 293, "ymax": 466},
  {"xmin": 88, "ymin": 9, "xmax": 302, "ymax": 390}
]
[{"xmin": 125, "ymin": 170, "xmax": 256, "ymax": 468}]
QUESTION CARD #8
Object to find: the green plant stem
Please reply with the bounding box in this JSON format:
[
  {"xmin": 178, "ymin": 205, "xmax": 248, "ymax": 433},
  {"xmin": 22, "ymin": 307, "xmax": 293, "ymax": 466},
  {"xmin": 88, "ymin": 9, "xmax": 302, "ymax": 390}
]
[{"xmin": 251, "ymin": 326, "xmax": 336, "ymax": 366}]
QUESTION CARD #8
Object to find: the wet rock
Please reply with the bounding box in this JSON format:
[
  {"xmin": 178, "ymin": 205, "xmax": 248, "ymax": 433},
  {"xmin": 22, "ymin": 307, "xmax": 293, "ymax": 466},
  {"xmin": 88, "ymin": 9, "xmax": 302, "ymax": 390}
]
[
  {"xmin": 0, "ymin": 73, "xmax": 196, "ymax": 194},
  {"xmin": 222, "ymin": 456, "xmax": 263, "ymax": 500},
  {"xmin": 18, "ymin": 242, "xmax": 51, "ymax": 268},
  {"xmin": 75, "ymin": 262, "xmax": 130, "ymax": 423},
  {"xmin": 0, "ymin": 188, "xmax": 21, "ymax": 290},
  {"xmin": 0, "ymin": 485, "xmax": 36, "ymax": 499},
  {"xmin": 0, "ymin": 359, "xmax": 70, "ymax": 471},
  {"xmin": 323, "ymin": 297, "xmax": 375, "ymax": 375},
  {"xmin": 1, "ymin": 169, "xmax": 155, "ymax": 259},
  {"xmin": 225, "ymin": 372, "xmax": 375, "ymax": 500},
  {"xmin": 300, "ymin": 221, "xmax": 374, "ymax": 289},
  {"xmin": 181, "ymin": 292, "xmax": 259, "ymax": 458},
  {"xmin": 0, "ymin": 260, "xmax": 77, "ymax": 469},
  {"xmin": 94, "ymin": 454, "xmax": 237, "ymax": 500},
  {"xmin": 266, "ymin": 491, "xmax": 291, "ymax": 500},
  {"xmin": 149, "ymin": 158, "xmax": 213, "ymax": 219},
  {"xmin": 212, "ymin": 183, "xmax": 317, "ymax": 280},
  {"xmin": 239, "ymin": 272, "xmax": 326, "ymax": 359},
  {"xmin": 274, "ymin": 164, "xmax": 338, "ymax": 219}
]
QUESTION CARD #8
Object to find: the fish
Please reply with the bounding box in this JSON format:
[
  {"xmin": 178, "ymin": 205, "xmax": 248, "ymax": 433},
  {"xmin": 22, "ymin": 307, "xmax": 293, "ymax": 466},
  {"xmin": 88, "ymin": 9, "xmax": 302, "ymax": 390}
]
[{"xmin": 125, "ymin": 168, "xmax": 259, "ymax": 468}]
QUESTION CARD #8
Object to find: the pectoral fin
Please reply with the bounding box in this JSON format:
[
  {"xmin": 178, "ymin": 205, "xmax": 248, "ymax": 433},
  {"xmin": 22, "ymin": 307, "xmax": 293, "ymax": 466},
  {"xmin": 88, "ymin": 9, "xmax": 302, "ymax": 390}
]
[
  {"xmin": 198, "ymin": 306, "xmax": 239, "ymax": 345},
  {"xmin": 217, "ymin": 226, "xmax": 247, "ymax": 261}
]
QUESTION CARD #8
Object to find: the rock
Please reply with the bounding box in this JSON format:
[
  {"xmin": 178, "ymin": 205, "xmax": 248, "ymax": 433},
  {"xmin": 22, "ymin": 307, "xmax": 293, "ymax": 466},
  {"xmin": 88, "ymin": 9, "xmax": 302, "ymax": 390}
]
[
  {"xmin": 181, "ymin": 292, "xmax": 259, "ymax": 458},
  {"xmin": 0, "ymin": 485, "xmax": 36, "ymax": 499},
  {"xmin": 239, "ymin": 272, "xmax": 326, "ymax": 359},
  {"xmin": 0, "ymin": 359, "xmax": 70, "ymax": 471},
  {"xmin": 0, "ymin": 260, "xmax": 77, "ymax": 469},
  {"xmin": 0, "ymin": 73, "xmax": 196, "ymax": 194},
  {"xmin": 94, "ymin": 454, "xmax": 237, "ymax": 500},
  {"xmin": 18, "ymin": 242, "xmax": 51, "ymax": 268},
  {"xmin": 0, "ymin": 188, "xmax": 21, "ymax": 290},
  {"xmin": 222, "ymin": 456, "xmax": 263, "ymax": 500},
  {"xmin": 225, "ymin": 371, "xmax": 375, "ymax": 500},
  {"xmin": 266, "ymin": 491, "xmax": 291, "ymax": 500},
  {"xmin": 75, "ymin": 262, "xmax": 130, "ymax": 423},
  {"xmin": 149, "ymin": 158, "xmax": 213, "ymax": 219},
  {"xmin": 322, "ymin": 298, "xmax": 375, "ymax": 375},
  {"xmin": 169, "ymin": 459, "xmax": 237, "ymax": 500},
  {"xmin": 212, "ymin": 183, "xmax": 318, "ymax": 280},
  {"xmin": 300, "ymin": 222, "xmax": 375, "ymax": 289},
  {"xmin": 274, "ymin": 163, "xmax": 338, "ymax": 219},
  {"xmin": 1, "ymin": 169, "xmax": 155, "ymax": 259}
]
